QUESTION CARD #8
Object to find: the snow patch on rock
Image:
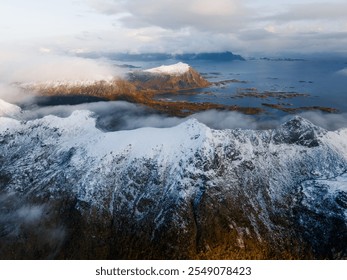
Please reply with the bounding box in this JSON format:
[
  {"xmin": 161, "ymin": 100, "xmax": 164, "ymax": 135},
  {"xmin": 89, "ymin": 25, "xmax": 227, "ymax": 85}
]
[
  {"xmin": 144, "ymin": 62, "xmax": 190, "ymax": 75},
  {"xmin": 20, "ymin": 78, "xmax": 114, "ymax": 89}
]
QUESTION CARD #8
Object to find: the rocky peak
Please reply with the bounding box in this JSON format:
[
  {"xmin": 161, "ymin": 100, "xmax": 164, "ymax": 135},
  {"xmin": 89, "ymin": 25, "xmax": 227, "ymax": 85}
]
[
  {"xmin": 128, "ymin": 62, "xmax": 210, "ymax": 91},
  {"xmin": 144, "ymin": 62, "xmax": 190, "ymax": 75},
  {"xmin": 272, "ymin": 116, "xmax": 327, "ymax": 147}
]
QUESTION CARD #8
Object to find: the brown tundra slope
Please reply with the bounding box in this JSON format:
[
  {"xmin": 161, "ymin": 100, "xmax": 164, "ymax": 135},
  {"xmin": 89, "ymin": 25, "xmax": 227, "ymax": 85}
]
[
  {"xmin": 23, "ymin": 62, "xmax": 209, "ymax": 99},
  {"xmin": 20, "ymin": 62, "xmax": 262, "ymax": 116}
]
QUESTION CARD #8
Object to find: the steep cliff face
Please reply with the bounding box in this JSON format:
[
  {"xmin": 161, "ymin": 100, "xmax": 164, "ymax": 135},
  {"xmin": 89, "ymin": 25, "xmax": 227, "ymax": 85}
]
[{"xmin": 0, "ymin": 105, "xmax": 347, "ymax": 259}]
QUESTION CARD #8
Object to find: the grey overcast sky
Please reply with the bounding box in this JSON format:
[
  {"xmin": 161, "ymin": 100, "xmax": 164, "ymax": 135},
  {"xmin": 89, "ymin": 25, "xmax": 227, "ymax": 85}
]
[{"xmin": 1, "ymin": 0, "xmax": 347, "ymax": 56}]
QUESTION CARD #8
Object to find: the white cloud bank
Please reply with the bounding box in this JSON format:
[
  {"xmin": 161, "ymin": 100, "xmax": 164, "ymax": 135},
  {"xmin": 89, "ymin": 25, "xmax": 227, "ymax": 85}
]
[
  {"xmin": 0, "ymin": 50, "xmax": 121, "ymax": 84},
  {"xmin": 0, "ymin": 47, "xmax": 123, "ymax": 103}
]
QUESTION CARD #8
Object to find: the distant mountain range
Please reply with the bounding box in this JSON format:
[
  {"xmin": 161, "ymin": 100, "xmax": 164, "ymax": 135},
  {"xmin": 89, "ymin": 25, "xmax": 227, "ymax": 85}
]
[
  {"xmin": 249, "ymin": 57, "xmax": 306, "ymax": 62},
  {"xmin": 79, "ymin": 51, "xmax": 245, "ymax": 62}
]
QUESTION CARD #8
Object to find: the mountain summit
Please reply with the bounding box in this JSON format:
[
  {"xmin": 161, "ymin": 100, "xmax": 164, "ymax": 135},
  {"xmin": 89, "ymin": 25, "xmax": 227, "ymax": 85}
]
[
  {"xmin": 144, "ymin": 62, "xmax": 190, "ymax": 75},
  {"xmin": 128, "ymin": 62, "xmax": 210, "ymax": 91}
]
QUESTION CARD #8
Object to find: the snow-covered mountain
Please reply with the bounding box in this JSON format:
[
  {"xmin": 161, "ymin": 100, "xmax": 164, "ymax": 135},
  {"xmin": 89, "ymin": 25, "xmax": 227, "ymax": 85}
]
[
  {"xmin": 128, "ymin": 62, "xmax": 210, "ymax": 91},
  {"xmin": 144, "ymin": 62, "xmax": 190, "ymax": 75},
  {"xmin": 20, "ymin": 78, "xmax": 115, "ymax": 89},
  {"xmin": 19, "ymin": 62, "xmax": 209, "ymax": 95},
  {"xmin": 16, "ymin": 63, "xmax": 210, "ymax": 114},
  {"xmin": 0, "ymin": 103, "xmax": 346, "ymax": 259}
]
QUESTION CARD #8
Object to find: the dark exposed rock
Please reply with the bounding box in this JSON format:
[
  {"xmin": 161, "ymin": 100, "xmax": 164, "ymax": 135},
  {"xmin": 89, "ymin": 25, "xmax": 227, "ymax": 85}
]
[{"xmin": 271, "ymin": 116, "xmax": 326, "ymax": 147}]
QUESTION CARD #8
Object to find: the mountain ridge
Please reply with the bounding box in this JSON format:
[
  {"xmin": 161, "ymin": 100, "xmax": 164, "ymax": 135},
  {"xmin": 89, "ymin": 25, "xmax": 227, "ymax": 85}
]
[
  {"xmin": 20, "ymin": 62, "xmax": 210, "ymax": 96},
  {"xmin": 1, "ymin": 108, "xmax": 346, "ymax": 259}
]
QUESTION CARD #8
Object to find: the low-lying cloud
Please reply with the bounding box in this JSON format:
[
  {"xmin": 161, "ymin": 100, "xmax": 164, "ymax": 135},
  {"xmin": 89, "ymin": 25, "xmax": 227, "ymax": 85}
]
[
  {"xmin": 0, "ymin": 47, "xmax": 123, "ymax": 85},
  {"xmin": 298, "ymin": 111, "xmax": 347, "ymax": 131},
  {"xmin": 0, "ymin": 47, "xmax": 124, "ymax": 104},
  {"xmin": 0, "ymin": 83, "xmax": 35, "ymax": 104},
  {"xmin": 337, "ymin": 68, "xmax": 347, "ymax": 76},
  {"xmin": 16, "ymin": 99, "xmax": 347, "ymax": 132},
  {"xmin": 0, "ymin": 192, "xmax": 66, "ymax": 259}
]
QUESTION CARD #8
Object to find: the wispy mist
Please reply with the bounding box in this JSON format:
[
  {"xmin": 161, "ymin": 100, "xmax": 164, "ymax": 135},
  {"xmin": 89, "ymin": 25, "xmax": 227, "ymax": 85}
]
[
  {"xmin": 0, "ymin": 47, "xmax": 123, "ymax": 83},
  {"xmin": 0, "ymin": 82, "xmax": 39, "ymax": 105},
  {"xmin": 17, "ymin": 100, "xmax": 347, "ymax": 132},
  {"xmin": 337, "ymin": 68, "xmax": 347, "ymax": 76},
  {"xmin": 0, "ymin": 47, "xmax": 124, "ymax": 104},
  {"xmin": 0, "ymin": 192, "xmax": 65, "ymax": 259},
  {"xmin": 298, "ymin": 111, "xmax": 347, "ymax": 131}
]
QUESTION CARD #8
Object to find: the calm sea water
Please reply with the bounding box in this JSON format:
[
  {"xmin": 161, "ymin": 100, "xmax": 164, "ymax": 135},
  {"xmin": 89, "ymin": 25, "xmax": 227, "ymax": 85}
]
[
  {"xmin": 133, "ymin": 58, "xmax": 347, "ymax": 117},
  {"xmin": 21, "ymin": 58, "xmax": 347, "ymax": 124}
]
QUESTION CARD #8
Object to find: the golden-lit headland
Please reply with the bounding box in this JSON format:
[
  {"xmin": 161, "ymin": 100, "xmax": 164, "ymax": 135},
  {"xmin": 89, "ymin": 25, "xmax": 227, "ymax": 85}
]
[
  {"xmin": 19, "ymin": 62, "xmax": 263, "ymax": 116},
  {"xmin": 20, "ymin": 62, "xmax": 336, "ymax": 116}
]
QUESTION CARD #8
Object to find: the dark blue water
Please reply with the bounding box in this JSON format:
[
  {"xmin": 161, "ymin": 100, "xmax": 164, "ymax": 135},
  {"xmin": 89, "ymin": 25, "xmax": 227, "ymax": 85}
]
[{"xmin": 137, "ymin": 59, "xmax": 347, "ymax": 115}]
